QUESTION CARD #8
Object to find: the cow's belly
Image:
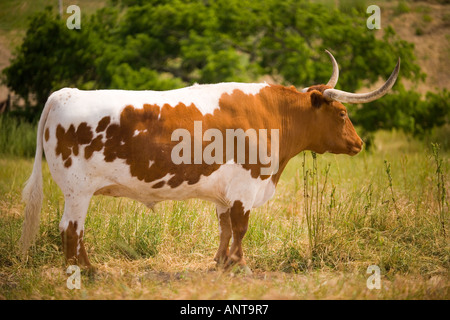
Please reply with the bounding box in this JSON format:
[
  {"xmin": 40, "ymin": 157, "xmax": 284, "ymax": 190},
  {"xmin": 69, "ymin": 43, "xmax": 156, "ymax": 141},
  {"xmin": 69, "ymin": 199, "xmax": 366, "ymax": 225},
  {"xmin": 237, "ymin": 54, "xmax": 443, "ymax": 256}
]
[{"xmin": 89, "ymin": 158, "xmax": 276, "ymax": 210}]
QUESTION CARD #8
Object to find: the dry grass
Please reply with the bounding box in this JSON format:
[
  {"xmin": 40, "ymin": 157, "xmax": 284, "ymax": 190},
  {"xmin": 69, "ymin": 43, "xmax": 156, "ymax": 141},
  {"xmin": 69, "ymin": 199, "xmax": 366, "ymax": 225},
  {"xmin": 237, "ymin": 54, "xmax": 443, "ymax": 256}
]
[{"xmin": 1, "ymin": 266, "xmax": 448, "ymax": 300}]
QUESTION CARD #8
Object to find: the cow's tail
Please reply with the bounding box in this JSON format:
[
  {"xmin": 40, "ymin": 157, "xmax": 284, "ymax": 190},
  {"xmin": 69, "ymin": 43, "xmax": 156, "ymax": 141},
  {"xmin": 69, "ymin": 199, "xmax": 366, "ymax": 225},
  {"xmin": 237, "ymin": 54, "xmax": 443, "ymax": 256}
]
[{"xmin": 20, "ymin": 97, "xmax": 53, "ymax": 256}]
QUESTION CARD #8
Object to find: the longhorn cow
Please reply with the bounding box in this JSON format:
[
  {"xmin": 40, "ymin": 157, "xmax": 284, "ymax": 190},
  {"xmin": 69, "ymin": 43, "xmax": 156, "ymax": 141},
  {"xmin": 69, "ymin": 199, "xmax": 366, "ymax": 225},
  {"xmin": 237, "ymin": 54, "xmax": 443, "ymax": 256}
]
[{"xmin": 20, "ymin": 51, "xmax": 399, "ymax": 271}]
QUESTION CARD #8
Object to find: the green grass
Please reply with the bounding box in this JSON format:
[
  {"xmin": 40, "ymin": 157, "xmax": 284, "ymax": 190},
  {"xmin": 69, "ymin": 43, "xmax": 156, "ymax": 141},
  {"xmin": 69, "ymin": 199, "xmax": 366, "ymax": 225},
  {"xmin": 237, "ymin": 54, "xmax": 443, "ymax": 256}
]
[
  {"xmin": 0, "ymin": 115, "xmax": 37, "ymax": 157},
  {"xmin": 0, "ymin": 129, "xmax": 448, "ymax": 299}
]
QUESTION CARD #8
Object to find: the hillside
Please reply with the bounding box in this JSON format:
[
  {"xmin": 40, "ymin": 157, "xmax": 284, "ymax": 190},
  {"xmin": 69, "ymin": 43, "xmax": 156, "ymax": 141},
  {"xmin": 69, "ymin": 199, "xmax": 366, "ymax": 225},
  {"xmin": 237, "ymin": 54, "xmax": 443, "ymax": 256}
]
[{"xmin": 380, "ymin": 1, "xmax": 450, "ymax": 94}]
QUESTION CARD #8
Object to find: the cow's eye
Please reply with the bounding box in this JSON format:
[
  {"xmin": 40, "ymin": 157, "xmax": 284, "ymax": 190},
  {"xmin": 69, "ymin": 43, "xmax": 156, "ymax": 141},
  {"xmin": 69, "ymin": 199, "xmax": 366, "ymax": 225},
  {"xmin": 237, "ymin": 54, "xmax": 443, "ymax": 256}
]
[{"xmin": 339, "ymin": 111, "xmax": 346, "ymax": 118}]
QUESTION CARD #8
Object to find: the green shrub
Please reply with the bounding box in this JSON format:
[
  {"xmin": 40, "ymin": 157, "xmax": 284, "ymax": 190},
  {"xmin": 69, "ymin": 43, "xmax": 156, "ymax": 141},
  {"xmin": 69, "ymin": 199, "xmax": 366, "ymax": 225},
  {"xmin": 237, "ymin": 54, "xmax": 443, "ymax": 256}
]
[
  {"xmin": 352, "ymin": 89, "xmax": 450, "ymax": 149},
  {"xmin": 422, "ymin": 14, "xmax": 432, "ymax": 23}
]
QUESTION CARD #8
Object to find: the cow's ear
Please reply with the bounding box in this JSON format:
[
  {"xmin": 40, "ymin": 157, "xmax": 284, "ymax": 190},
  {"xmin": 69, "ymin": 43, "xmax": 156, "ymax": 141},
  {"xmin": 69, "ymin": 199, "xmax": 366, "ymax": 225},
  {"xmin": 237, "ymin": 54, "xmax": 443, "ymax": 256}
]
[{"xmin": 310, "ymin": 91, "xmax": 325, "ymax": 108}]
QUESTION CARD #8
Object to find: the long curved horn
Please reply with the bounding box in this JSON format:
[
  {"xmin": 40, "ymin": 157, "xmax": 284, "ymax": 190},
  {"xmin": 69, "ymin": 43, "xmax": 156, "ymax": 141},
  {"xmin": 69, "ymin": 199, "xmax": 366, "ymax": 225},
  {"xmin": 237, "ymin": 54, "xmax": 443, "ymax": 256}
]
[
  {"xmin": 323, "ymin": 58, "xmax": 400, "ymax": 103},
  {"xmin": 325, "ymin": 49, "xmax": 339, "ymax": 88},
  {"xmin": 301, "ymin": 49, "xmax": 340, "ymax": 92}
]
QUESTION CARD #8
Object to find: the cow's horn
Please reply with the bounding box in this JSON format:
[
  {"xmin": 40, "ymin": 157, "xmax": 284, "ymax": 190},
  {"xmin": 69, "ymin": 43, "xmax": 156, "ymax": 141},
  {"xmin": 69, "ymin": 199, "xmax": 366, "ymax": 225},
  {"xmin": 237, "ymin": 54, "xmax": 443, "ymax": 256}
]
[
  {"xmin": 325, "ymin": 49, "xmax": 339, "ymax": 88},
  {"xmin": 323, "ymin": 58, "xmax": 400, "ymax": 103},
  {"xmin": 301, "ymin": 49, "xmax": 339, "ymax": 92}
]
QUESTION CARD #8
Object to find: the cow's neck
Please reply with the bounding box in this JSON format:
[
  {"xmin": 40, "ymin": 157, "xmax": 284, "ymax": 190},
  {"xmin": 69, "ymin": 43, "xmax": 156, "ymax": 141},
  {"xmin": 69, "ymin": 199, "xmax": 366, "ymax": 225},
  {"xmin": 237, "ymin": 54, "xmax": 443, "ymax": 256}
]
[{"xmin": 264, "ymin": 85, "xmax": 315, "ymax": 185}]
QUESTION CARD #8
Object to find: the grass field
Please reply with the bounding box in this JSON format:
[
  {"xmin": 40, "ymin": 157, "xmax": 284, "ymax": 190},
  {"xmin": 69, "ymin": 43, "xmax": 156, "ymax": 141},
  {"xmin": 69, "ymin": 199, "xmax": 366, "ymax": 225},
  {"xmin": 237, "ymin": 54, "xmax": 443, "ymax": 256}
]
[{"xmin": 0, "ymin": 125, "xmax": 448, "ymax": 299}]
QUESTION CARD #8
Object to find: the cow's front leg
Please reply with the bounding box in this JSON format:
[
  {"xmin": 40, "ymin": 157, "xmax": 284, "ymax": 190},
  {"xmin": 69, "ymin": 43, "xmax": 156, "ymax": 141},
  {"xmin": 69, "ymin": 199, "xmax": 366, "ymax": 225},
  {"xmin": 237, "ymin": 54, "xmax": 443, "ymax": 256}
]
[
  {"xmin": 214, "ymin": 205, "xmax": 231, "ymax": 266},
  {"xmin": 227, "ymin": 200, "xmax": 250, "ymax": 269}
]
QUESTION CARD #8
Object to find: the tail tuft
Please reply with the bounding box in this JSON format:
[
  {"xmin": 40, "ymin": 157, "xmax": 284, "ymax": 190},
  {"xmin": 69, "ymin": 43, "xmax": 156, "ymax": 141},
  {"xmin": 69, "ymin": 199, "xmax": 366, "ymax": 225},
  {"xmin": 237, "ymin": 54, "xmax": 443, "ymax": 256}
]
[
  {"xmin": 19, "ymin": 97, "xmax": 52, "ymax": 256},
  {"xmin": 19, "ymin": 163, "xmax": 43, "ymax": 255}
]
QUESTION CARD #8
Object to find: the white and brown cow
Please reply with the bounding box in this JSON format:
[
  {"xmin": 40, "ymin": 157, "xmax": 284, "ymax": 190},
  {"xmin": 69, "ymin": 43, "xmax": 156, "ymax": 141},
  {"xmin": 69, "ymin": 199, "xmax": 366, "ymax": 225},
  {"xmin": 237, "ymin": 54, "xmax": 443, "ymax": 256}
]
[{"xmin": 20, "ymin": 51, "xmax": 399, "ymax": 271}]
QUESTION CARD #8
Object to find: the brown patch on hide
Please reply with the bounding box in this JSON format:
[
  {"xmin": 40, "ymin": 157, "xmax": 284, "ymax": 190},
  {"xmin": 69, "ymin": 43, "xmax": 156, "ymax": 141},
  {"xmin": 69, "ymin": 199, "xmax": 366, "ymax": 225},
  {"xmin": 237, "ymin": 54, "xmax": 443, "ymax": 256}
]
[
  {"xmin": 96, "ymin": 116, "xmax": 111, "ymax": 133},
  {"xmin": 55, "ymin": 122, "xmax": 93, "ymax": 167},
  {"xmin": 60, "ymin": 220, "xmax": 91, "ymax": 267},
  {"xmin": 45, "ymin": 128, "xmax": 50, "ymax": 142},
  {"xmin": 98, "ymin": 87, "xmax": 284, "ymax": 188}
]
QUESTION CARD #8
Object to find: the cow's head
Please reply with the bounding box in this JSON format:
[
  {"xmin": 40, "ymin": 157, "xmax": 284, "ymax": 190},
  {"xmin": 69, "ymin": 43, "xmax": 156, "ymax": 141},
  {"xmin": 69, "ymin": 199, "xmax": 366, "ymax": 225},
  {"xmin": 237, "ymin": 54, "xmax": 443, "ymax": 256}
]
[{"xmin": 300, "ymin": 50, "xmax": 400, "ymax": 156}]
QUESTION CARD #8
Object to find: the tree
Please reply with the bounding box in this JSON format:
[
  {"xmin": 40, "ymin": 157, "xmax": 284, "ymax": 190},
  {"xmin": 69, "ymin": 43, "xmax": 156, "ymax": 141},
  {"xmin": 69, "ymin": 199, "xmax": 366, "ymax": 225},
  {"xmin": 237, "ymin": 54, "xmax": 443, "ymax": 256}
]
[
  {"xmin": 353, "ymin": 88, "xmax": 450, "ymax": 139},
  {"xmin": 2, "ymin": 7, "xmax": 95, "ymax": 116}
]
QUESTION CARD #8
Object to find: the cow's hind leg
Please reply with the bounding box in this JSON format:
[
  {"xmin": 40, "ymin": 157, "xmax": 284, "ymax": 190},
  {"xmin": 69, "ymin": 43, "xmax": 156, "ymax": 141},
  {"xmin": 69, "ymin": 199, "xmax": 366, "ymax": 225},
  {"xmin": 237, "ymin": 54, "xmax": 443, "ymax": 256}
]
[
  {"xmin": 214, "ymin": 205, "xmax": 232, "ymax": 266},
  {"xmin": 59, "ymin": 193, "xmax": 92, "ymax": 268}
]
